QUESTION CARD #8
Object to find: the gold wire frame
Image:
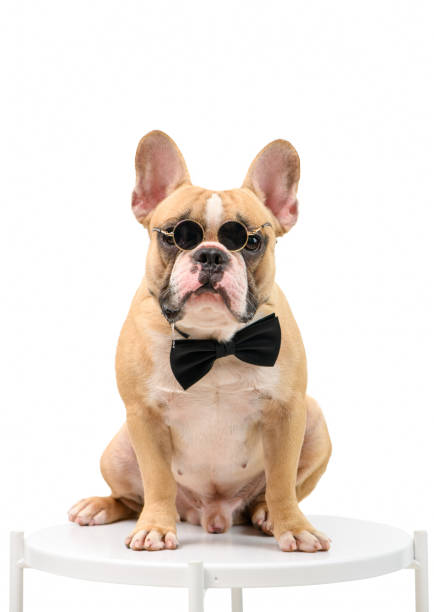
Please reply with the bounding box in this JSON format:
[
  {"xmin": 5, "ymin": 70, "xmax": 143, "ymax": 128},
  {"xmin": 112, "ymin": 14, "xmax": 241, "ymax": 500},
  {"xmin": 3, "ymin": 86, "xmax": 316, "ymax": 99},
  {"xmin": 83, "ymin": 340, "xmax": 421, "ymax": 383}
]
[{"xmin": 153, "ymin": 220, "xmax": 271, "ymax": 252}]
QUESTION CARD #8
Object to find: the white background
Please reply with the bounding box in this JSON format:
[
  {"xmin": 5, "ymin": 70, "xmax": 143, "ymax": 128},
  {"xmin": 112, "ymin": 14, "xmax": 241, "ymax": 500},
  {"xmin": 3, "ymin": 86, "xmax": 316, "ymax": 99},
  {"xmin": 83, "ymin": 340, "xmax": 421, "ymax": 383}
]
[{"xmin": 1, "ymin": 0, "xmax": 433, "ymax": 610}]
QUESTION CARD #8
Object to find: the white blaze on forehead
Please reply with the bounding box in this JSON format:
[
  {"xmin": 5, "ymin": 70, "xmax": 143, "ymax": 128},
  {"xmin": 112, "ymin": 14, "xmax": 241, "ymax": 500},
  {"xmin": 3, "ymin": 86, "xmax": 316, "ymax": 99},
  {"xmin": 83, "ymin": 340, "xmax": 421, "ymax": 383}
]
[{"xmin": 205, "ymin": 193, "xmax": 223, "ymax": 231}]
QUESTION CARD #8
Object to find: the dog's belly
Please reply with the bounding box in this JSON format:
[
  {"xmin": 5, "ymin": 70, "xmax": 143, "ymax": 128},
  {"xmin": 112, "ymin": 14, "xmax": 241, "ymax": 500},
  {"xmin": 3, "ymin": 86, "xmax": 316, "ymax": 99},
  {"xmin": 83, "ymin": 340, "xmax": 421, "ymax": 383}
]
[{"xmin": 165, "ymin": 385, "xmax": 265, "ymax": 497}]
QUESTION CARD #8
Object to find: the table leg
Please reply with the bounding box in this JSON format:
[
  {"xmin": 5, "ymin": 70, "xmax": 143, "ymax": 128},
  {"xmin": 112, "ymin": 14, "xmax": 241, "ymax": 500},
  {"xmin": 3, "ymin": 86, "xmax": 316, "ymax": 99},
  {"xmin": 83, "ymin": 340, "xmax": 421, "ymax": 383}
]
[
  {"xmin": 9, "ymin": 532, "xmax": 24, "ymax": 612},
  {"xmin": 414, "ymin": 531, "xmax": 429, "ymax": 612},
  {"xmin": 188, "ymin": 561, "xmax": 205, "ymax": 612},
  {"xmin": 231, "ymin": 587, "xmax": 243, "ymax": 612}
]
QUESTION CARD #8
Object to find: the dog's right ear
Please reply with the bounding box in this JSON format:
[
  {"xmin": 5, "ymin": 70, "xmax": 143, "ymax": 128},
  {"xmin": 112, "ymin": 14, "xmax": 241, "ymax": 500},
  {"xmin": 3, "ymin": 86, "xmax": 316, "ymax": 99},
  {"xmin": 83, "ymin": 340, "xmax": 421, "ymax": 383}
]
[{"xmin": 132, "ymin": 131, "xmax": 191, "ymax": 224}]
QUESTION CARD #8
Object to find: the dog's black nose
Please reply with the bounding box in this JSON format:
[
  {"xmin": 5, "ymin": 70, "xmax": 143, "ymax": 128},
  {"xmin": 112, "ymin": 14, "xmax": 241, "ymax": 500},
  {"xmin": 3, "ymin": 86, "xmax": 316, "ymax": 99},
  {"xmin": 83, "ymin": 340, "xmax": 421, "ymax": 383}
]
[{"xmin": 193, "ymin": 247, "xmax": 229, "ymax": 269}]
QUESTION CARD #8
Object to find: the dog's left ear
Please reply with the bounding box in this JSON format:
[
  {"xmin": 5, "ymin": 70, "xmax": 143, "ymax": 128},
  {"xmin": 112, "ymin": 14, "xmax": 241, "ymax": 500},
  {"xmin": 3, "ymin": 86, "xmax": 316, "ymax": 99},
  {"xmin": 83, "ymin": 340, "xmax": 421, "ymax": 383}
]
[
  {"xmin": 242, "ymin": 139, "xmax": 300, "ymax": 234},
  {"xmin": 132, "ymin": 130, "xmax": 191, "ymax": 224}
]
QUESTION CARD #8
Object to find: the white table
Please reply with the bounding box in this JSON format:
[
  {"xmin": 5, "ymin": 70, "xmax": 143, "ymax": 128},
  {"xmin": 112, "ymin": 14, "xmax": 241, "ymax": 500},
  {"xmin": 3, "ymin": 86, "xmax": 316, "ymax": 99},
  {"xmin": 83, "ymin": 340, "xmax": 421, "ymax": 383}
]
[{"xmin": 9, "ymin": 515, "xmax": 429, "ymax": 612}]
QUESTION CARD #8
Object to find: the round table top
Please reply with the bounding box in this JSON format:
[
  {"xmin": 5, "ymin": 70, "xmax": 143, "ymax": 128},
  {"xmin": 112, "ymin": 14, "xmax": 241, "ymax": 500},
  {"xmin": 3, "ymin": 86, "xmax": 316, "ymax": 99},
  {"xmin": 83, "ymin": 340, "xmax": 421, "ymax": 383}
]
[{"xmin": 24, "ymin": 515, "xmax": 414, "ymax": 588}]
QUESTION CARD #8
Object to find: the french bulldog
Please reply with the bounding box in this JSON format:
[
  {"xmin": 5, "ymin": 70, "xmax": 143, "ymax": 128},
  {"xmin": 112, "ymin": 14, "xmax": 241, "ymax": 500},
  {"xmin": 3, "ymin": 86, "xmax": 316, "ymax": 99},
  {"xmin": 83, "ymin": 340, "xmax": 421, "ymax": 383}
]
[{"xmin": 68, "ymin": 131, "xmax": 332, "ymax": 552}]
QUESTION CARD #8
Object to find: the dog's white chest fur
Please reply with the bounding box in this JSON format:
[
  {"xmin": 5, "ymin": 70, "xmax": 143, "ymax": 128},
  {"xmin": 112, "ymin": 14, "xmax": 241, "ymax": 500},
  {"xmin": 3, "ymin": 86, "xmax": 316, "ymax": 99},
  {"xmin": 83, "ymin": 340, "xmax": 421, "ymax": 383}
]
[{"xmin": 148, "ymin": 331, "xmax": 279, "ymax": 497}]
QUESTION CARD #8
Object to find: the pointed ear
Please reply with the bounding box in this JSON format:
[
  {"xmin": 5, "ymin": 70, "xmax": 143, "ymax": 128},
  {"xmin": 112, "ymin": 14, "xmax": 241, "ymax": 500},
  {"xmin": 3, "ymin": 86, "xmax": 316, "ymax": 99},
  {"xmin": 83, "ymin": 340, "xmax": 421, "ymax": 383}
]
[
  {"xmin": 242, "ymin": 139, "xmax": 300, "ymax": 234},
  {"xmin": 132, "ymin": 130, "xmax": 191, "ymax": 223}
]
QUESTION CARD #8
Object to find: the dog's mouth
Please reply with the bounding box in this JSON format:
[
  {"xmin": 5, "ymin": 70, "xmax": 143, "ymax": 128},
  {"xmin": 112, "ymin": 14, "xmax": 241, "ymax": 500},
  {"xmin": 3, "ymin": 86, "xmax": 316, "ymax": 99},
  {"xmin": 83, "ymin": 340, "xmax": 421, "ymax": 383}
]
[
  {"xmin": 159, "ymin": 276, "xmax": 231, "ymax": 323},
  {"xmin": 163, "ymin": 285, "xmax": 225, "ymax": 319},
  {"xmin": 187, "ymin": 284, "xmax": 228, "ymax": 308},
  {"xmin": 193, "ymin": 282, "xmax": 219, "ymax": 296},
  {"xmin": 159, "ymin": 269, "xmax": 257, "ymax": 325}
]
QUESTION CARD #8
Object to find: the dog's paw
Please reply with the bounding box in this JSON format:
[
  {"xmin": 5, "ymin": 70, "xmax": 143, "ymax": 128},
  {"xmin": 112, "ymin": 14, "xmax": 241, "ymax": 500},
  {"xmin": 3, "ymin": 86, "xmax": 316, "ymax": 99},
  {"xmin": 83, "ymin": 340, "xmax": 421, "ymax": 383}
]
[
  {"xmin": 278, "ymin": 528, "xmax": 331, "ymax": 552},
  {"xmin": 68, "ymin": 496, "xmax": 134, "ymax": 526},
  {"xmin": 266, "ymin": 508, "xmax": 331, "ymax": 552},
  {"xmin": 250, "ymin": 503, "xmax": 273, "ymax": 535},
  {"xmin": 125, "ymin": 528, "xmax": 178, "ymax": 551}
]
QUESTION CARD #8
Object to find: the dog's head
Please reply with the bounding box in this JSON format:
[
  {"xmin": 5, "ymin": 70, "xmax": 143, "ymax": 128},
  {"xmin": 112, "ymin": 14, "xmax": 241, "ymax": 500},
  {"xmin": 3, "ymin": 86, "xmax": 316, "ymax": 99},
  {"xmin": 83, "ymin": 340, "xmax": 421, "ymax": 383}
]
[{"xmin": 131, "ymin": 131, "xmax": 300, "ymax": 334}]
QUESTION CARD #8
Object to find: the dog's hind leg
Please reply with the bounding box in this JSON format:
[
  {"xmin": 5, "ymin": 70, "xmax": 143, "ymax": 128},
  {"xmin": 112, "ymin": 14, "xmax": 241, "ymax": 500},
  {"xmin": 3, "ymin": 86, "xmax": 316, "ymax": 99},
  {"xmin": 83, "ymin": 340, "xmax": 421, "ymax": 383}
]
[
  {"xmin": 295, "ymin": 396, "xmax": 332, "ymax": 501},
  {"xmin": 68, "ymin": 423, "xmax": 143, "ymax": 526},
  {"xmin": 68, "ymin": 495, "xmax": 136, "ymax": 525},
  {"xmin": 249, "ymin": 491, "xmax": 273, "ymax": 534}
]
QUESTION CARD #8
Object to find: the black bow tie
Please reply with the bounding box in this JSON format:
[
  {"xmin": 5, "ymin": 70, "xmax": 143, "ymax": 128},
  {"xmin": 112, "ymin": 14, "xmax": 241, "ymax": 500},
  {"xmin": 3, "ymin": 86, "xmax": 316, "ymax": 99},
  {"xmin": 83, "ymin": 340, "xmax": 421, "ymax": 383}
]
[{"xmin": 170, "ymin": 313, "xmax": 281, "ymax": 390}]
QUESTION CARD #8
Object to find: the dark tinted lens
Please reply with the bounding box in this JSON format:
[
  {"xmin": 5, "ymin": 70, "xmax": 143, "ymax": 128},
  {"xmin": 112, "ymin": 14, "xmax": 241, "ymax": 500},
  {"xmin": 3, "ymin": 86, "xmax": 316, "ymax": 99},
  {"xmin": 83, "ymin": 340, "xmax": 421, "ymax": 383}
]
[
  {"xmin": 218, "ymin": 221, "xmax": 248, "ymax": 251},
  {"xmin": 173, "ymin": 220, "xmax": 203, "ymax": 250}
]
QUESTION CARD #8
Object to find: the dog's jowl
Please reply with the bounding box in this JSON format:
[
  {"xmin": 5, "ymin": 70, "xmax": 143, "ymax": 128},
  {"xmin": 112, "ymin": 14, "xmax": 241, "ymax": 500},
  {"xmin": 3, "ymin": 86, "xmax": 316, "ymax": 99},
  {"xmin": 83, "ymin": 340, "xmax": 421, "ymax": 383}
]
[{"xmin": 68, "ymin": 131, "xmax": 332, "ymax": 552}]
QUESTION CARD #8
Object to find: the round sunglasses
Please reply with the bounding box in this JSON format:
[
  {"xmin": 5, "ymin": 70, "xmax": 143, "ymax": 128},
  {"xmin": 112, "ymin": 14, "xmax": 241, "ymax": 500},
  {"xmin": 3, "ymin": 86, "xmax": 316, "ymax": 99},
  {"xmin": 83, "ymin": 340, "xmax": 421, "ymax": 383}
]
[{"xmin": 153, "ymin": 219, "xmax": 272, "ymax": 252}]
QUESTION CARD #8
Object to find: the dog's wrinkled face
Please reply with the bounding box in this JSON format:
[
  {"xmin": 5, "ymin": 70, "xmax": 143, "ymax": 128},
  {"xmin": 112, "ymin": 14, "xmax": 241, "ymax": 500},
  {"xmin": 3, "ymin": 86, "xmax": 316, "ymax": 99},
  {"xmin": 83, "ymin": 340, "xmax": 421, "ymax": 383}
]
[
  {"xmin": 130, "ymin": 131, "xmax": 300, "ymax": 332},
  {"xmin": 150, "ymin": 188, "xmax": 274, "ymax": 326}
]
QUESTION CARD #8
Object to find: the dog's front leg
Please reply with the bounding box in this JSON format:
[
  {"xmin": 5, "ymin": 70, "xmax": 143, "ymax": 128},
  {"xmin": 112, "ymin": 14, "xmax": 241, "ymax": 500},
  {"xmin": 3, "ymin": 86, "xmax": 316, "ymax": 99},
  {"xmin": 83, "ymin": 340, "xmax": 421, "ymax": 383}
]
[
  {"xmin": 124, "ymin": 403, "xmax": 178, "ymax": 551},
  {"xmin": 262, "ymin": 395, "xmax": 330, "ymax": 552}
]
